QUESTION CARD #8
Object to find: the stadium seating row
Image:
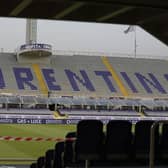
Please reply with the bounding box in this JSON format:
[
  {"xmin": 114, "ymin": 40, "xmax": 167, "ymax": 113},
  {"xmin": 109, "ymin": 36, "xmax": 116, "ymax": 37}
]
[{"xmin": 30, "ymin": 120, "xmax": 168, "ymax": 168}]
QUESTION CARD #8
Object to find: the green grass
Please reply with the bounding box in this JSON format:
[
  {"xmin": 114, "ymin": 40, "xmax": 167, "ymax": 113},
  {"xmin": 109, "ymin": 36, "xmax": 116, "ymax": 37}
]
[{"xmin": 0, "ymin": 124, "xmax": 76, "ymax": 164}]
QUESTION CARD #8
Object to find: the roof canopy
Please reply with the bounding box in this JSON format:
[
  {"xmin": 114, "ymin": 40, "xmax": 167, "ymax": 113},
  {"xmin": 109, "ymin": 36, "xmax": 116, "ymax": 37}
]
[{"xmin": 1, "ymin": 0, "xmax": 168, "ymax": 45}]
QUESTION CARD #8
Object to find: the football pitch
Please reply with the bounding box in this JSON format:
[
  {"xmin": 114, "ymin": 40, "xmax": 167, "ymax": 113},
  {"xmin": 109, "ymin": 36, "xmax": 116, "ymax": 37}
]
[{"xmin": 0, "ymin": 124, "xmax": 76, "ymax": 164}]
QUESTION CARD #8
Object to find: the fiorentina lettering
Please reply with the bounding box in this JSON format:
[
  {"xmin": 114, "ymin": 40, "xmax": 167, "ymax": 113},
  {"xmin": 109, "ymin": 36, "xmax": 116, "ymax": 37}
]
[
  {"xmin": 65, "ymin": 69, "xmax": 95, "ymax": 91},
  {"xmin": 0, "ymin": 68, "xmax": 5, "ymax": 89},
  {"xmin": 0, "ymin": 67, "xmax": 167, "ymax": 95},
  {"xmin": 13, "ymin": 67, "xmax": 37, "ymax": 90},
  {"xmin": 42, "ymin": 68, "xmax": 61, "ymax": 91},
  {"xmin": 120, "ymin": 72, "xmax": 138, "ymax": 93},
  {"xmin": 135, "ymin": 73, "xmax": 167, "ymax": 94},
  {"xmin": 95, "ymin": 71, "xmax": 117, "ymax": 92}
]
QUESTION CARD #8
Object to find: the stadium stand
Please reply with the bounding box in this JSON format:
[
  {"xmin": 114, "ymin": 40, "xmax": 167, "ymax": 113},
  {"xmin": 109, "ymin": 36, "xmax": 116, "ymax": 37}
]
[
  {"xmin": 1, "ymin": 54, "xmax": 168, "ymax": 98},
  {"xmin": 2, "ymin": 94, "xmax": 168, "ymax": 122},
  {"xmin": 2, "ymin": 53, "xmax": 168, "ymax": 167},
  {"xmin": 1, "ymin": 55, "xmax": 168, "ymax": 119}
]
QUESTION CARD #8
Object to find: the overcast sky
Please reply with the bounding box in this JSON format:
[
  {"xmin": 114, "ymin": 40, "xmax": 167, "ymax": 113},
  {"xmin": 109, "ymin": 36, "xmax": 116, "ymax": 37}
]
[{"xmin": 0, "ymin": 17, "xmax": 168, "ymax": 58}]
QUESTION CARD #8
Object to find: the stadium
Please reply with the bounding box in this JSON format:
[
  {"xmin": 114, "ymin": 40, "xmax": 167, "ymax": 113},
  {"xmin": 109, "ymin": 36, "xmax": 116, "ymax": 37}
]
[
  {"xmin": 1, "ymin": 32, "xmax": 168, "ymax": 167},
  {"xmin": 1, "ymin": 0, "xmax": 168, "ymax": 168}
]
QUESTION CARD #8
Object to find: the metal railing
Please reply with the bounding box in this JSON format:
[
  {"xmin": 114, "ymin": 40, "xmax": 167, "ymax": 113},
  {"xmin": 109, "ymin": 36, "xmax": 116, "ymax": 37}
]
[{"xmin": 52, "ymin": 49, "xmax": 168, "ymax": 60}]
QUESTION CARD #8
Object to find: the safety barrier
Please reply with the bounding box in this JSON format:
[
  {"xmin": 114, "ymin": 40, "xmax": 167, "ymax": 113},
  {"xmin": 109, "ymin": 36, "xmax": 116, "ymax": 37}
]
[{"xmin": 0, "ymin": 136, "xmax": 76, "ymax": 142}]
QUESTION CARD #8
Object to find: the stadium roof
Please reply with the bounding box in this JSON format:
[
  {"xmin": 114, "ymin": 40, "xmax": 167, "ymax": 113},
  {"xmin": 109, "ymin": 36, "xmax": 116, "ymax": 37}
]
[{"xmin": 1, "ymin": 0, "xmax": 168, "ymax": 45}]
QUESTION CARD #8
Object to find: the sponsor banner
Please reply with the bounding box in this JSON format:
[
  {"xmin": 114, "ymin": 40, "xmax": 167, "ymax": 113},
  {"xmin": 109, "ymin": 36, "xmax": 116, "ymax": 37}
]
[
  {"xmin": 0, "ymin": 118, "xmax": 72, "ymax": 124},
  {"xmin": 0, "ymin": 118, "xmax": 110, "ymax": 124},
  {"xmin": 0, "ymin": 117, "xmax": 168, "ymax": 124}
]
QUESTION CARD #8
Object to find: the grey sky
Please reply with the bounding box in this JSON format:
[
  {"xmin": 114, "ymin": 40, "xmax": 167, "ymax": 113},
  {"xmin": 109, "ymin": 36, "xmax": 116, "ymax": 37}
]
[{"xmin": 0, "ymin": 17, "xmax": 168, "ymax": 58}]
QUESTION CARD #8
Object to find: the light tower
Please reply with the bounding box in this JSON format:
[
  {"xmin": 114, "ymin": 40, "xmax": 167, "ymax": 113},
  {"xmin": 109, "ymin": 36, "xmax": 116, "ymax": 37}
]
[
  {"xmin": 26, "ymin": 19, "xmax": 37, "ymax": 44},
  {"xmin": 17, "ymin": 19, "xmax": 52, "ymax": 62}
]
